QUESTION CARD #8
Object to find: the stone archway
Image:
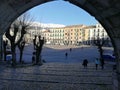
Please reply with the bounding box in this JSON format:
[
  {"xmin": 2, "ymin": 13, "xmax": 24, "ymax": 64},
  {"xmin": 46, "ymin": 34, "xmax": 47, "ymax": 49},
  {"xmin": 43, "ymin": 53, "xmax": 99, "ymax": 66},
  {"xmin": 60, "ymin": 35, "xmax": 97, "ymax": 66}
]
[{"xmin": 0, "ymin": 0, "xmax": 120, "ymax": 90}]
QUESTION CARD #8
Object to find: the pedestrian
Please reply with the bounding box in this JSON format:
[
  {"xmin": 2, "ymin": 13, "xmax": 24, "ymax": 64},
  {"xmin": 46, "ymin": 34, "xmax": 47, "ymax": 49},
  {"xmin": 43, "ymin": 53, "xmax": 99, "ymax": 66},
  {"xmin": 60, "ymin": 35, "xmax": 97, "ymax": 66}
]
[
  {"xmin": 82, "ymin": 59, "xmax": 88, "ymax": 68},
  {"xmin": 65, "ymin": 52, "xmax": 68, "ymax": 59},
  {"xmin": 95, "ymin": 58, "xmax": 99, "ymax": 70},
  {"xmin": 70, "ymin": 48, "xmax": 72, "ymax": 52}
]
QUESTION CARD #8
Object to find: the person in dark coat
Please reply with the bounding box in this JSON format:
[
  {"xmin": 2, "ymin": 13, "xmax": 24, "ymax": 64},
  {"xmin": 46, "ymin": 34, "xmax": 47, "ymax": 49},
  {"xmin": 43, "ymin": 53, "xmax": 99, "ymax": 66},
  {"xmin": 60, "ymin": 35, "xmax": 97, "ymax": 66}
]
[
  {"xmin": 65, "ymin": 52, "xmax": 68, "ymax": 59},
  {"xmin": 82, "ymin": 59, "xmax": 88, "ymax": 68}
]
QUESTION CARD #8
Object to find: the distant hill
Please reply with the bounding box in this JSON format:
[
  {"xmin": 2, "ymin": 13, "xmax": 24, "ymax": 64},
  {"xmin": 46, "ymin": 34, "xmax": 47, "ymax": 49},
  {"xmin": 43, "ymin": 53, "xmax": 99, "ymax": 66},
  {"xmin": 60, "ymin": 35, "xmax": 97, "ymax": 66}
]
[{"xmin": 32, "ymin": 22, "xmax": 65, "ymax": 28}]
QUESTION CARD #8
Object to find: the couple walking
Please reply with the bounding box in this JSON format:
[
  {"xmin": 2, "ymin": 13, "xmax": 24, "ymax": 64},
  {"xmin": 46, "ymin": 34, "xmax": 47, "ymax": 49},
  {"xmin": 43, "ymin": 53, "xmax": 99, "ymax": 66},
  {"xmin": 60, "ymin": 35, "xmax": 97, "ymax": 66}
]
[{"xmin": 82, "ymin": 58, "xmax": 104, "ymax": 70}]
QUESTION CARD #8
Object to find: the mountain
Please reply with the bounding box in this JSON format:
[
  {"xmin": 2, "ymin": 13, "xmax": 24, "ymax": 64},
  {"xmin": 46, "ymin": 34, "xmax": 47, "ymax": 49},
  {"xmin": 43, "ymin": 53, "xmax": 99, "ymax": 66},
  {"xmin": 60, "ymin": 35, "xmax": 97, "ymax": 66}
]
[{"xmin": 32, "ymin": 22, "xmax": 65, "ymax": 28}]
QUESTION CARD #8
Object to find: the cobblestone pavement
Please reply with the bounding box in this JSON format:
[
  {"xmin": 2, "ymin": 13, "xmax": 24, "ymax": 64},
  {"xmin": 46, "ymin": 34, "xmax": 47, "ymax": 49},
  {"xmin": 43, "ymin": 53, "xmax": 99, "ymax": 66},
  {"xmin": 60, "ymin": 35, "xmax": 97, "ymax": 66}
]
[{"xmin": 0, "ymin": 63, "xmax": 114, "ymax": 90}]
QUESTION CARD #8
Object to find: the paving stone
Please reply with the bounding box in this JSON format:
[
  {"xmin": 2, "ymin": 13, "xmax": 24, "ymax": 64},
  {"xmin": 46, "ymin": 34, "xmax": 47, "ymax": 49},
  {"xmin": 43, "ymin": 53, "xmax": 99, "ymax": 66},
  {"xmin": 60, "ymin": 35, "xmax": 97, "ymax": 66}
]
[{"xmin": 0, "ymin": 63, "xmax": 113, "ymax": 90}]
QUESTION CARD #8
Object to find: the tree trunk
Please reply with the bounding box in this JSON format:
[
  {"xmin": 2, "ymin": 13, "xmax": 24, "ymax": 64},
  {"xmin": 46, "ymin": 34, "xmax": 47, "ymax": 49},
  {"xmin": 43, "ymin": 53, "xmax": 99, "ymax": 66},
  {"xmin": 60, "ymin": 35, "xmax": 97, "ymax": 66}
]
[
  {"xmin": 39, "ymin": 47, "xmax": 43, "ymax": 64},
  {"xmin": 11, "ymin": 44, "xmax": 16, "ymax": 67},
  {"xmin": 35, "ymin": 50, "xmax": 40, "ymax": 64},
  {"xmin": 3, "ymin": 45, "xmax": 6, "ymax": 61},
  {"xmin": 19, "ymin": 50, "xmax": 23, "ymax": 63}
]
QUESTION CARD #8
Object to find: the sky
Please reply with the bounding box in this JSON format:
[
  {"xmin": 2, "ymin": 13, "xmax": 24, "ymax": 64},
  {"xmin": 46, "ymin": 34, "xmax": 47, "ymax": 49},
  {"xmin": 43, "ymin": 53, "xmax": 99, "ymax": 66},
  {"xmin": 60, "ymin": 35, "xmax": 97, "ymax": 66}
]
[{"xmin": 28, "ymin": 0, "xmax": 98, "ymax": 26}]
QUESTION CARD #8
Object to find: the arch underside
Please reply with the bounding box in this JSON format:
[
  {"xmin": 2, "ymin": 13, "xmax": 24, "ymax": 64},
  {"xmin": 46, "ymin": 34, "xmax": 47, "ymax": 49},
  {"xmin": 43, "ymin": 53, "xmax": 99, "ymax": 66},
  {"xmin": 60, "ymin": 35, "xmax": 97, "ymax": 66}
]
[
  {"xmin": 0, "ymin": 0, "xmax": 120, "ymax": 89},
  {"xmin": 0, "ymin": 0, "xmax": 120, "ymax": 54},
  {"xmin": 0, "ymin": 0, "xmax": 120, "ymax": 39},
  {"xmin": 0, "ymin": 0, "xmax": 120, "ymax": 65}
]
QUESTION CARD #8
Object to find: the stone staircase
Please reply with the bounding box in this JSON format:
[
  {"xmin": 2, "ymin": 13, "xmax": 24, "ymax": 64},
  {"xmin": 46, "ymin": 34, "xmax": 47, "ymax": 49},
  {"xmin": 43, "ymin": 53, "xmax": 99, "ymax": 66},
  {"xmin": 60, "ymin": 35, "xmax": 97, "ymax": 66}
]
[{"xmin": 0, "ymin": 63, "xmax": 114, "ymax": 90}]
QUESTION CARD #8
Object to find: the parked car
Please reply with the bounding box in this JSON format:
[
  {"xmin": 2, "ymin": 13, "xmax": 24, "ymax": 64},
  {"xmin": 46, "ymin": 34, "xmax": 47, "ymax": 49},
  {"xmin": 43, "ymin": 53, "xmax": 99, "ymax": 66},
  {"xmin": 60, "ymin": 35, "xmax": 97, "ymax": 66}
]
[
  {"xmin": 102, "ymin": 54, "xmax": 117, "ymax": 70},
  {"xmin": 102, "ymin": 54, "xmax": 115, "ymax": 62},
  {"xmin": 6, "ymin": 50, "xmax": 12, "ymax": 61},
  {"xmin": 6, "ymin": 54, "xmax": 12, "ymax": 61}
]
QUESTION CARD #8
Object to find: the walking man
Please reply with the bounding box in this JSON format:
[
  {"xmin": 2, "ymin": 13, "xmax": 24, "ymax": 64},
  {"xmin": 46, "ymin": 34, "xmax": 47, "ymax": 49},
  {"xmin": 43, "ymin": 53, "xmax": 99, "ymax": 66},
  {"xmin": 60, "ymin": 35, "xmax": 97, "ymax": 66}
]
[
  {"xmin": 65, "ymin": 52, "xmax": 68, "ymax": 59},
  {"xmin": 82, "ymin": 59, "xmax": 88, "ymax": 68}
]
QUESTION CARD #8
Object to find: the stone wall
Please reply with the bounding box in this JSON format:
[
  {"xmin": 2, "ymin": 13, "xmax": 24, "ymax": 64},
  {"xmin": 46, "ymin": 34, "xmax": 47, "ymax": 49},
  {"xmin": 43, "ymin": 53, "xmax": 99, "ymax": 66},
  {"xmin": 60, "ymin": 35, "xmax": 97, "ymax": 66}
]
[{"xmin": 0, "ymin": 0, "xmax": 120, "ymax": 89}]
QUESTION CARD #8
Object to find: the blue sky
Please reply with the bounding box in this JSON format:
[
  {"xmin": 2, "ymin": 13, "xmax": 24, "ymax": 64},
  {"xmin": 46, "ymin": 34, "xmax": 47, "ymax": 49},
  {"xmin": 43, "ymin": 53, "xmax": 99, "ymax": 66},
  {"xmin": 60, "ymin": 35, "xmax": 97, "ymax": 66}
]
[{"xmin": 29, "ymin": 1, "xmax": 98, "ymax": 26}]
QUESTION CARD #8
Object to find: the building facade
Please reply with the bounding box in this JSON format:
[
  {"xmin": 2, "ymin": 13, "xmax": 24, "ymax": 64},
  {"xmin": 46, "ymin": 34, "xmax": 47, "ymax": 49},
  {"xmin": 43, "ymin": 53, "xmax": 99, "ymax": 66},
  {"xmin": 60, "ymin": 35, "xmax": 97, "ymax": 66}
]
[
  {"xmin": 26, "ymin": 23, "xmax": 111, "ymax": 46},
  {"xmin": 3, "ymin": 23, "xmax": 111, "ymax": 46},
  {"xmin": 64, "ymin": 25, "xmax": 86, "ymax": 45},
  {"xmin": 50, "ymin": 27, "xmax": 64, "ymax": 45}
]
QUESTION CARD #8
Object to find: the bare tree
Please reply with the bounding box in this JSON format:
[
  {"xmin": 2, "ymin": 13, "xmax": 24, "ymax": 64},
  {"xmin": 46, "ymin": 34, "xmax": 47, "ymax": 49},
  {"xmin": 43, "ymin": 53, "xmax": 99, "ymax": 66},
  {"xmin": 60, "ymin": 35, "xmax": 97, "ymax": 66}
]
[
  {"xmin": 5, "ymin": 24, "xmax": 26, "ymax": 67},
  {"xmin": 18, "ymin": 40, "xmax": 25, "ymax": 63},
  {"xmin": 5, "ymin": 12, "xmax": 33, "ymax": 67},
  {"xmin": 33, "ymin": 35, "xmax": 44, "ymax": 65},
  {"xmin": 17, "ymin": 13, "xmax": 33, "ymax": 64}
]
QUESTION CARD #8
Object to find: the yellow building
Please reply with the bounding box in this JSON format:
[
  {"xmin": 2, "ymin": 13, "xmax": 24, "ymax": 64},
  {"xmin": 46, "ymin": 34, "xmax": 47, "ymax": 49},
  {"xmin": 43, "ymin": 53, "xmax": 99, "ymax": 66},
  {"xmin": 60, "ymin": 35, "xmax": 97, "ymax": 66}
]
[
  {"xmin": 64, "ymin": 25, "xmax": 86, "ymax": 45},
  {"xmin": 82, "ymin": 25, "xmax": 96, "ymax": 44}
]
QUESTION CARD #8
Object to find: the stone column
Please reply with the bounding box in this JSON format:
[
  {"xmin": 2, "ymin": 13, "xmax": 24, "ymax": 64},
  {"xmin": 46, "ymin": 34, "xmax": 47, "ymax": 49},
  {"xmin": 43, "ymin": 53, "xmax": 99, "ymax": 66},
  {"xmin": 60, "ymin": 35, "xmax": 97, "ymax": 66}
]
[
  {"xmin": 113, "ymin": 65, "xmax": 120, "ymax": 90},
  {"xmin": 112, "ymin": 38, "xmax": 120, "ymax": 90},
  {"xmin": 0, "ymin": 35, "xmax": 3, "ymax": 61}
]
